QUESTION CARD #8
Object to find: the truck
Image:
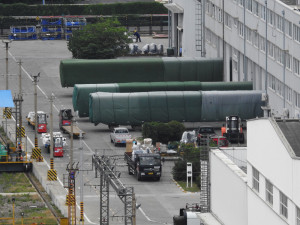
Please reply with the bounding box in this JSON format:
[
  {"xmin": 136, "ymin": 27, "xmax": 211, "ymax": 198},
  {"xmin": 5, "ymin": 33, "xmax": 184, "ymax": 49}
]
[
  {"xmin": 41, "ymin": 132, "xmax": 66, "ymax": 157},
  {"xmin": 124, "ymin": 150, "xmax": 162, "ymax": 181},
  {"xmin": 26, "ymin": 111, "xmax": 47, "ymax": 133},
  {"xmin": 110, "ymin": 127, "xmax": 132, "ymax": 146},
  {"xmin": 222, "ymin": 115, "xmax": 245, "ymax": 144},
  {"xmin": 59, "ymin": 109, "xmax": 85, "ymax": 138}
]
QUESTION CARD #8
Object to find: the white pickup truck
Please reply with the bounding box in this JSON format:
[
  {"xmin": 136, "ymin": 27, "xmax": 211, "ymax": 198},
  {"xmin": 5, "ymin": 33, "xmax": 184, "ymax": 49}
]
[{"xmin": 110, "ymin": 127, "xmax": 132, "ymax": 146}]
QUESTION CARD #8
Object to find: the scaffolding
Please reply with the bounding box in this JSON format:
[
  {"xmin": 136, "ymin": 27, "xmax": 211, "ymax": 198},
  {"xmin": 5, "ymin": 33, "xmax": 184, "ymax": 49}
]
[{"xmin": 199, "ymin": 134, "xmax": 210, "ymax": 212}]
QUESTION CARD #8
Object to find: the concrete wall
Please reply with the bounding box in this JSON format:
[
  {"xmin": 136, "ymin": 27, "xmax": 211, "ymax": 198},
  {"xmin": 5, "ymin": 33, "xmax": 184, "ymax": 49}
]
[
  {"xmin": 247, "ymin": 118, "xmax": 300, "ymax": 225},
  {"xmin": 210, "ymin": 149, "xmax": 248, "ymax": 225}
]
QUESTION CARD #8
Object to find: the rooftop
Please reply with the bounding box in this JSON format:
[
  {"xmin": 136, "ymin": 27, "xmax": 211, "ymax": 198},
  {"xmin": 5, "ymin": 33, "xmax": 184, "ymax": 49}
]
[{"xmin": 276, "ymin": 119, "xmax": 300, "ymax": 157}]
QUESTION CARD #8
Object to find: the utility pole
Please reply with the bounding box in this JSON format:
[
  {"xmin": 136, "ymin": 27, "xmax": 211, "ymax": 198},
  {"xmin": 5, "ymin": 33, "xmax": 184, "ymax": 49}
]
[
  {"xmin": 79, "ymin": 131, "xmax": 84, "ymax": 224},
  {"xmin": 31, "ymin": 73, "xmax": 43, "ymax": 161},
  {"xmin": 2, "ymin": 39, "xmax": 12, "ymax": 90},
  {"xmin": 47, "ymin": 93, "xmax": 57, "ymax": 181},
  {"xmin": 265, "ymin": 0, "xmax": 268, "ymax": 94}
]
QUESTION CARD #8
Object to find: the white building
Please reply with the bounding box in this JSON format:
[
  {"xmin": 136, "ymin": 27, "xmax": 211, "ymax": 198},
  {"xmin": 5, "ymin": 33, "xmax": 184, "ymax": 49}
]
[
  {"xmin": 207, "ymin": 118, "xmax": 300, "ymax": 225},
  {"xmin": 165, "ymin": 0, "xmax": 300, "ymax": 118}
]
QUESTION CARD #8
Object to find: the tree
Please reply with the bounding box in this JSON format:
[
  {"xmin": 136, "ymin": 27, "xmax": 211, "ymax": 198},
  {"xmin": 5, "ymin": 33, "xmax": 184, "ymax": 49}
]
[{"xmin": 68, "ymin": 18, "xmax": 130, "ymax": 59}]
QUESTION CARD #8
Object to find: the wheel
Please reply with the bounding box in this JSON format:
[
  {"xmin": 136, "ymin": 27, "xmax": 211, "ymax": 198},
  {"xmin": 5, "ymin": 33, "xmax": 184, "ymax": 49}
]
[
  {"xmin": 114, "ymin": 142, "xmax": 117, "ymax": 147},
  {"xmin": 156, "ymin": 177, "xmax": 161, "ymax": 181},
  {"xmin": 128, "ymin": 167, "xmax": 133, "ymax": 175},
  {"xmin": 110, "ymin": 138, "xmax": 113, "ymax": 143},
  {"xmin": 239, "ymin": 133, "xmax": 245, "ymax": 144},
  {"xmin": 137, "ymin": 171, "xmax": 141, "ymax": 181},
  {"xmin": 47, "ymin": 146, "xmax": 50, "ymax": 153},
  {"xmin": 28, "ymin": 121, "xmax": 30, "ymax": 125}
]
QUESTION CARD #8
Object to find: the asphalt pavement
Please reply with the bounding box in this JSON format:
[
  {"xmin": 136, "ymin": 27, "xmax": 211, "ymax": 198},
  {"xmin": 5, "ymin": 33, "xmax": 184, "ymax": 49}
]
[{"xmin": 0, "ymin": 38, "xmax": 198, "ymax": 225}]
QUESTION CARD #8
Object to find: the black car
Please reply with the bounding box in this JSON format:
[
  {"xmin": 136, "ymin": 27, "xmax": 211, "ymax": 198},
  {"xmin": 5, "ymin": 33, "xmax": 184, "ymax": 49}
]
[{"xmin": 196, "ymin": 126, "xmax": 216, "ymax": 145}]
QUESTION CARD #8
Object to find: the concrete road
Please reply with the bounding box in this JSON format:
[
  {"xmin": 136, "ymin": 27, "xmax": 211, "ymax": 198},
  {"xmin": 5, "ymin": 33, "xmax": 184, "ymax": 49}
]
[{"xmin": 0, "ymin": 39, "xmax": 197, "ymax": 225}]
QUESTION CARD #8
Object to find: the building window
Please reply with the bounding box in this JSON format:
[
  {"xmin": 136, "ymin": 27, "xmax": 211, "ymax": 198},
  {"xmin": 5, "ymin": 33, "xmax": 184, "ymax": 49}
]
[
  {"xmin": 234, "ymin": 18, "xmax": 238, "ymax": 28},
  {"xmin": 286, "ymin": 53, "xmax": 292, "ymax": 70},
  {"xmin": 295, "ymin": 91, "xmax": 300, "ymax": 108},
  {"xmin": 268, "ymin": 42, "xmax": 274, "ymax": 58},
  {"xmin": 286, "ymin": 86, "xmax": 292, "ymax": 103},
  {"xmin": 297, "ymin": 207, "xmax": 300, "ymax": 225},
  {"xmin": 233, "ymin": 60, "xmax": 238, "ymax": 72},
  {"xmin": 253, "ymin": 1, "xmax": 259, "ymax": 16},
  {"xmin": 246, "ymin": 27, "xmax": 252, "ymax": 43},
  {"xmin": 280, "ymin": 192, "xmax": 288, "ymax": 219},
  {"xmin": 275, "ymin": 47, "xmax": 283, "ymax": 65},
  {"xmin": 269, "ymin": 74, "xmax": 275, "ymax": 90},
  {"xmin": 268, "ymin": 10, "xmax": 275, "ymax": 26},
  {"xmin": 276, "ymin": 14, "xmax": 283, "ymax": 32},
  {"xmin": 239, "ymin": 22, "xmax": 244, "ymax": 37},
  {"xmin": 246, "ymin": 0, "xmax": 252, "ymax": 12},
  {"xmin": 293, "ymin": 25, "xmax": 300, "ymax": 43},
  {"xmin": 260, "ymin": 4, "xmax": 266, "ymax": 21},
  {"xmin": 239, "ymin": 0, "xmax": 245, "ymax": 7},
  {"xmin": 225, "ymin": 13, "xmax": 232, "ymax": 28},
  {"xmin": 276, "ymin": 79, "xmax": 283, "ymax": 97},
  {"xmin": 252, "ymin": 167, "xmax": 259, "ymax": 192},
  {"xmin": 259, "ymin": 36, "xmax": 266, "ymax": 52},
  {"xmin": 218, "ymin": 8, "xmax": 223, "ymax": 22},
  {"xmin": 294, "ymin": 58, "xmax": 300, "ymax": 76},
  {"xmin": 253, "ymin": 32, "xmax": 258, "ymax": 47},
  {"xmin": 265, "ymin": 179, "xmax": 273, "ymax": 205},
  {"xmin": 286, "ymin": 20, "xmax": 292, "ymax": 37}
]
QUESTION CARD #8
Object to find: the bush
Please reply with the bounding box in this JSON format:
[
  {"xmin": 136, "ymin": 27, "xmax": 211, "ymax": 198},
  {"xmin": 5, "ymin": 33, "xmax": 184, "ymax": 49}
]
[
  {"xmin": 0, "ymin": 2, "xmax": 167, "ymax": 16},
  {"xmin": 142, "ymin": 121, "xmax": 185, "ymax": 144},
  {"xmin": 172, "ymin": 144, "xmax": 201, "ymax": 182}
]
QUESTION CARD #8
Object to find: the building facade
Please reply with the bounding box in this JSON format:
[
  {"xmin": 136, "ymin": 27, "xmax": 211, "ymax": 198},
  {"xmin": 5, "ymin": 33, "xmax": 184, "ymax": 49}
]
[
  {"xmin": 165, "ymin": 0, "xmax": 300, "ymax": 118},
  {"xmin": 208, "ymin": 118, "xmax": 300, "ymax": 225}
]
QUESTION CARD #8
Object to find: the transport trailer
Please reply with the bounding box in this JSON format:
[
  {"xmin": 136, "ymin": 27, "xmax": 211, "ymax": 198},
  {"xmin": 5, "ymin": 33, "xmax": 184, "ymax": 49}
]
[
  {"xmin": 60, "ymin": 57, "xmax": 223, "ymax": 87},
  {"xmin": 59, "ymin": 109, "xmax": 85, "ymax": 138},
  {"xmin": 73, "ymin": 81, "xmax": 253, "ymax": 117}
]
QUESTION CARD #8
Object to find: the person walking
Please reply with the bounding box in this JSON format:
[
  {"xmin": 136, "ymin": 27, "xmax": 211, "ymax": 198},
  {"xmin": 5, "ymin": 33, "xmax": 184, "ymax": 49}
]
[{"xmin": 133, "ymin": 30, "xmax": 141, "ymax": 42}]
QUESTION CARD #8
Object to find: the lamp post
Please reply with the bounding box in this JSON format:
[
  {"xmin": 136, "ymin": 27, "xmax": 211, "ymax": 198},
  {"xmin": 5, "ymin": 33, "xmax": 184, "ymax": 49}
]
[{"xmin": 21, "ymin": 212, "xmax": 24, "ymax": 225}]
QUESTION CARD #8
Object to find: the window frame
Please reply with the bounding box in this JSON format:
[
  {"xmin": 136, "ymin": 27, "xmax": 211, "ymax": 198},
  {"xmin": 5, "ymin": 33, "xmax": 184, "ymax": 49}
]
[
  {"xmin": 252, "ymin": 167, "xmax": 259, "ymax": 192},
  {"xmin": 265, "ymin": 179, "xmax": 273, "ymax": 206},
  {"xmin": 280, "ymin": 192, "xmax": 288, "ymax": 219}
]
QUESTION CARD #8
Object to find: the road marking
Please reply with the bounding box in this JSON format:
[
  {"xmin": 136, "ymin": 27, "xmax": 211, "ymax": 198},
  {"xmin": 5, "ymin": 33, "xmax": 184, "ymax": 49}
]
[{"xmin": 8, "ymin": 51, "xmax": 96, "ymax": 224}]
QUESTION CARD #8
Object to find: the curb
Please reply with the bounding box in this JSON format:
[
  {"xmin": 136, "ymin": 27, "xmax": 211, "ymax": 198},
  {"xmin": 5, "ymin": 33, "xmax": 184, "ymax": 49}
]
[{"xmin": 172, "ymin": 179, "xmax": 200, "ymax": 194}]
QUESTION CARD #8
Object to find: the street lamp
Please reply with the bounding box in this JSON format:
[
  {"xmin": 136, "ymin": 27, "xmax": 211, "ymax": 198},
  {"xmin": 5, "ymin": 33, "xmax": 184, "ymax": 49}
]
[{"xmin": 21, "ymin": 212, "xmax": 24, "ymax": 225}]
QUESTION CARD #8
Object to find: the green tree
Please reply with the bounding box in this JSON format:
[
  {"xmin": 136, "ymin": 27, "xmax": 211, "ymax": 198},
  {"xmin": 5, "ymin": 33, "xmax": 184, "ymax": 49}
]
[{"xmin": 68, "ymin": 18, "xmax": 130, "ymax": 59}]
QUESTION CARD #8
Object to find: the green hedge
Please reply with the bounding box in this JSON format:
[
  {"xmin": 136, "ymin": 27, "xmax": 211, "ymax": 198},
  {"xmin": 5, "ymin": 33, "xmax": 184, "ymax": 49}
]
[
  {"xmin": 142, "ymin": 121, "xmax": 185, "ymax": 144},
  {"xmin": 0, "ymin": 2, "xmax": 167, "ymax": 16},
  {"xmin": 0, "ymin": 0, "xmax": 76, "ymax": 4}
]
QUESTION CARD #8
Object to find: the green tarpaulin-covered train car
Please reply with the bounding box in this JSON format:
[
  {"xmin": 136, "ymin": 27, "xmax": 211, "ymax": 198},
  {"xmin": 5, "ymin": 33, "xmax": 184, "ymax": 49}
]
[
  {"xmin": 89, "ymin": 90, "xmax": 264, "ymax": 127},
  {"xmin": 73, "ymin": 81, "xmax": 253, "ymax": 117},
  {"xmin": 60, "ymin": 57, "xmax": 223, "ymax": 87}
]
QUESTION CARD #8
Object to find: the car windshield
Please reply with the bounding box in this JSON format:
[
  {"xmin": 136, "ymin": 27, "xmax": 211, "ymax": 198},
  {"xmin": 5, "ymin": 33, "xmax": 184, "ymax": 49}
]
[
  {"xmin": 54, "ymin": 138, "xmax": 63, "ymax": 147},
  {"xmin": 116, "ymin": 129, "xmax": 128, "ymax": 134},
  {"xmin": 139, "ymin": 156, "xmax": 161, "ymax": 166},
  {"xmin": 227, "ymin": 120, "xmax": 238, "ymax": 129},
  {"xmin": 200, "ymin": 127, "xmax": 214, "ymax": 133},
  {"xmin": 38, "ymin": 114, "xmax": 46, "ymax": 124}
]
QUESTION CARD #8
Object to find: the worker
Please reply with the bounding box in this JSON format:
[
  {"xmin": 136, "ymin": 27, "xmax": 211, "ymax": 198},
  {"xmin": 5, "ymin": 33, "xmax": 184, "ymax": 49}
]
[
  {"xmin": 133, "ymin": 30, "xmax": 141, "ymax": 42},
  {"xmin": 221, "ymin": 124, "xmax": 226, "ymax": 136}
]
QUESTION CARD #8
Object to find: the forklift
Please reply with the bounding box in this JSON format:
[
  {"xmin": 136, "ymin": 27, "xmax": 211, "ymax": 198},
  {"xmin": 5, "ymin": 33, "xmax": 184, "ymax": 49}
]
[
  {"xmin": 59, "ymin": 109, "xmax": 85, "ymax": 138},
  {"xmin": 222, "ymin": 115, "xmax": 245, "ymax": 144}
]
